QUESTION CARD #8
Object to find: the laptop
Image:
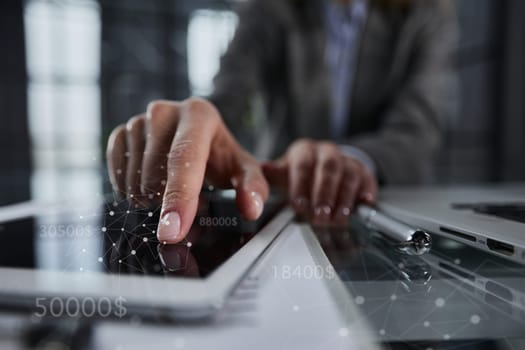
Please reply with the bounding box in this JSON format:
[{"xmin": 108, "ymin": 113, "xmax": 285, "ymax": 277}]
[
  {"xmin": 377, "ymin": 184, "xmax": 525, "ymax": 264},
  {"xmin": 0, "ymin": 190, "xmax": 292, "ymax": 320}
]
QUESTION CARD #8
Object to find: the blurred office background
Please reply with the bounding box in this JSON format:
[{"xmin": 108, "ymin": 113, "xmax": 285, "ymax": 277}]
[{"xmin": 0, "ymin": 0, "xmax": 524, "ymax": 206}]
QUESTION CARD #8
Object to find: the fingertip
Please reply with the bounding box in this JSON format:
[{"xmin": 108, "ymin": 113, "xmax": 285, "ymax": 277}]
[
  {"xmin": 157, "ymin": 211, "xmax": 183, "ymax": 244},
  {"xmin": 360, "ymin": 192, "xmax": 376, "ymax": 204},
  {"xmin": 249, "ymin": 191, "xmax": 264, "ymax": 219},
  {"xmin": 241, "ymin": 191, "xmax": 264, "ymax": 220}
]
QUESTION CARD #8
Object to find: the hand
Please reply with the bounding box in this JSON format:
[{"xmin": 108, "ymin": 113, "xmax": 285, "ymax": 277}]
[
  {"xmin": 263, "ymin": 139, "xmax": 378, "ymax": 225},
  {"xmin": 106, "ymin": 98, "xmax": 269, "ymax": 243}
]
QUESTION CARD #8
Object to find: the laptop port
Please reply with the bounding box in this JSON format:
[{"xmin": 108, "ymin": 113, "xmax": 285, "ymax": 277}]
[
  {"xmin": 439, "ymin": 227, "xmax": 477, "ymax": 242},
  {"xmin": 486, "ymin": 239, "xmax": 515, "ymax": 256}
]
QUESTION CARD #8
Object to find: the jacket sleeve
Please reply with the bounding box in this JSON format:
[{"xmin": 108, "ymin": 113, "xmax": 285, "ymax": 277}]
[{"xmin": 349, "ymin": 0, "xmax": 458, "ymax": 185}]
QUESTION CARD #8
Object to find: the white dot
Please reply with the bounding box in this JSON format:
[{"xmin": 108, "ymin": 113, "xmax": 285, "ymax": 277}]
[
  {"xmin": 398, "ymin": 263, "xmax": 405, "ymax": 269},
  {"xmin": 81, "ymin": 248, "xmax": 86, "ymax": 253},
  {"xmin": 208, "ymin": 185, "xmax": 215, "ymax": 191},
  {"xmin": 148, "ymin": 212, "xmax": 153, "ymax": 217},
  {"xmin": 355, "ymin": 296, "xmax": 365, "ymax": 305},
  {"xmin": 292, "ymin": 305, "xmax": 299, "ymax": 312},
  {"xmin": 470, "ymin": 314, "xmax": 480, "ymax": 324},
  {"xmin": 131, "ymin": 250, "xmax": 136, "ymax": 255},
  {"xmin": 126, "ymin": 210, "xmax": 130, "ymax": 214},
  {"xmin": 444, "ymin": 334, "xmax": 450, "ymax": 340},
  {"xmin": 121, "ymin": 228, "xmax": 125, "ymax": 231},
  {"xmin": 129, "ymin": 194, "xmax": 134, "ymax": 198},
  {"xmin": 101, "ymin": 227, "xmax": 107, "ymax": 232},
  {"xmin": 186, "ymin": 242, "xmax": 192, "ymax": 248},
  {"xmin": 379, "ymin": 329, "xmax": 385, "ymax": 336},
  {"xmin": 338, "ymin": 327, "xmax": 349, "ymax": 337},
  {"xmin": 157, "ymin": 192, "xmax": 161, "ymax": 196},
  {"xmin": 79, "ymin": 267, "xmax": 84, "ymax": 271},
  {"xmin": 79, "ymin": 215, "xmax": 83, "ymax": 219},
  {"xmin": 143, "ymin": 237, "xmax": 148, "ymax": 242},
  {"xmin": 390, "ymin": 294, "xmax": 397, "ymax": 301},
  {"xmin": 435, "ymin": 298, "xmax": 445, "ymax": 307},
  {"xmin": 118, "ymin": 259, "xmax": 122, "ymax": 264},
  {"xmin": 112, "ymin": 243, "xmax": 116, "ymax": 247},
  {"xmin": 142, "ymin": 224, "xmax": 146, "ymax": 227},
  {"xmin": 454, "ymin": 259, "xmax": 461, "ymax": 265},
  {"xmin": 98, "ymin": 257, "xmax": 103, "ymax": 263},
  {"xmin": 423, "ymin": 321, "xmax": 430, "ymax": 327},
  {"xmin": 109, "ymin": 211, "xmax": 115, "ymax": 216}
]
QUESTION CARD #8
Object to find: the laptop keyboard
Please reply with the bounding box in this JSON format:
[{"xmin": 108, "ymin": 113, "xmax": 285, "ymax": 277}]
[{"xmin": 452, "ymin": 203, "xmax": 525, "ymax": 224}]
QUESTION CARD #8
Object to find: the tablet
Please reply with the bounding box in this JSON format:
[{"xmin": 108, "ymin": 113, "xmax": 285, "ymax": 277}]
[{"xmin": 0, "ymin": 190, "xmax": 292, "ymax": 320}]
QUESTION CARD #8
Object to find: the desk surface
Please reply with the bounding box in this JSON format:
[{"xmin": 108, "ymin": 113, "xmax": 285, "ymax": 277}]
[{"xmin": 0, "ymin": 199, "xmax": 524, "ymax": 350}]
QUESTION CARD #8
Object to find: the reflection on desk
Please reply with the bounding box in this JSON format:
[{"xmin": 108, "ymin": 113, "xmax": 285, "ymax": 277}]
[{"xmin": 312, "ymin": 219, "xmax": 525, "ymax": 347}]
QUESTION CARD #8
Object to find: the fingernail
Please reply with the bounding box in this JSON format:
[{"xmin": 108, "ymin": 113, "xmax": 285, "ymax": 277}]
[
  {"xmin": 315, "ymin": 205, "xmax": 331, "ymax": 217},
  {"xmin": 157, "ymin": 212, "xmax": 181, "ymax": 243},
  {"xmin": 251, "ymin": 191, "xmax": 264, "ymax": 218},
  {"xmin": 293, "ymin": 197, "xmax": 308, "ymax": 211},
  {"xmin": 362, "ymin": 193, "xmax": 374, "ymax": 202}
]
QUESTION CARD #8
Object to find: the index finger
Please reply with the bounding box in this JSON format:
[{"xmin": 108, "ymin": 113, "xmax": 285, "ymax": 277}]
[{"xmin": 156, "ymin": 98, "xmax": 219, "ymax": 244}]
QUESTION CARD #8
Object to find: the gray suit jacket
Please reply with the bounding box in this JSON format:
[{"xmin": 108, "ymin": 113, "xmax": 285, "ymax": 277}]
[{"xmin": 209, "ymin": 0, "xmax": 458, "ymax": 185}]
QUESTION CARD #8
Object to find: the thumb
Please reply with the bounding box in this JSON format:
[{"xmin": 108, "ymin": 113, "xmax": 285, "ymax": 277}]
[{"xmin": 231, "ymin": 161, "xmax": 270, "ymax": 221}]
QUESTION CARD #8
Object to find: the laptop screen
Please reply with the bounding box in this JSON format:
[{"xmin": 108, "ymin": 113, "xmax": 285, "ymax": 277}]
[{"xmin": 0, "ymin": 191, "xmax": 283, "ymax": 279}]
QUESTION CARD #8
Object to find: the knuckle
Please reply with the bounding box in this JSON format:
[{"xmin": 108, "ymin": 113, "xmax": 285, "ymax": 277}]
[
  {"xmin": 183, "ymin": 97, "xmax": 211, "ymax": 114},
  {"xmin": 295, "ymin": 158, "xmax": 314, "ymax": 174},
  {"xmin": 107, "ymin": 125, "xmax": 126, "ymax": 151},
  {"xmin": 147, "ymin": 100, "xmax": 176, "ymax": 123},
  {"xmin": 292, "ymin": 138, "xmax": 314, "ymax": 150},
  {"xmin": 320, "ymin": 155, "xmax": 341, "ymax": 174},
  {"xmin": 318, "ymin": 141, "xmax": 339, "ymax": 153},
  {"xmin": 184, "ymin": 96, "xmax": 209, "ymax": 110},
  {"xmin": 126, "ymin": 115, "xmax": 145, "ymax": 133},
  {"xmin": 110, "ymin": 124, "xmax": 126, "ymax": 140},
  {"xmin": 182, "ymin": 97, "xmax": 219, "ymax": 124}
]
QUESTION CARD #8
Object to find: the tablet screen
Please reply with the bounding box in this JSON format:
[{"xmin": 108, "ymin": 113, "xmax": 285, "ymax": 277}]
[{"xmin": 0, "ymin": 191, "xmax": 283, "ymax": 279}]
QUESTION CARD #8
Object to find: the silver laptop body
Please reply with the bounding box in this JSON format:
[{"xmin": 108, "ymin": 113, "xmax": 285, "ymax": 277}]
[{"xmin": 378, "ymin": 184, "xmax": 525, "ymax": 264}]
